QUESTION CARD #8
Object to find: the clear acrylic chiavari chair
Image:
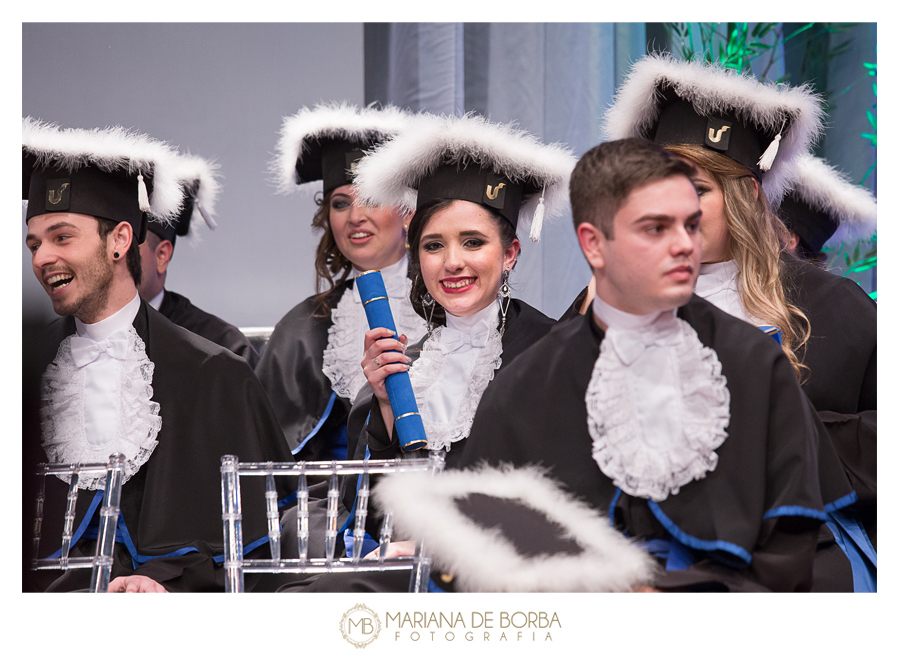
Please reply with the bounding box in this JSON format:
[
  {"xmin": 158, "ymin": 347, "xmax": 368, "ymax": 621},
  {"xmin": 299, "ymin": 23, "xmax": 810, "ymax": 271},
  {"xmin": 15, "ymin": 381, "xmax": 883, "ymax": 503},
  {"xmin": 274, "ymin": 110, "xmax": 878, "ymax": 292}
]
[
  {"xmin": 31, "ymin": 453, "xmax": 126, "ymax": 593},
  {"xmin": 220, "ymin": 452, "xmax": 445, "ymax": 593}
]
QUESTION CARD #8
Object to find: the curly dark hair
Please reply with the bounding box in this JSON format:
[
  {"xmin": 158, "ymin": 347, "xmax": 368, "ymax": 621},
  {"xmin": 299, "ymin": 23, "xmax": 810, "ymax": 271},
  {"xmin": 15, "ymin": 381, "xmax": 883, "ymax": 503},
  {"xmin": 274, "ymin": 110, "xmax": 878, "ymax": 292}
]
[
  {"xmin": 406, "ymin": 199, "xmax": 518, "ymax": 327},
  {"xmin": 310, "ymin": 189, "xmax": 354, "ymax": 316}
]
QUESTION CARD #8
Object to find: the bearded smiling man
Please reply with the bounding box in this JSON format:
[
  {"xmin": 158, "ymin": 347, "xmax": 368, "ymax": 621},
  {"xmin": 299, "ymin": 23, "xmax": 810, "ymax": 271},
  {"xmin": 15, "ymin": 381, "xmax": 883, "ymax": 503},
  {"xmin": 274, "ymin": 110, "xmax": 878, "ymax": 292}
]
[
  {"xmin": 23, "ymin": 118, "xmax": 293, "ymax": 593},
  {"xmin": 31, "ymin": 213, "xmax": 134, "ymax": 321}
]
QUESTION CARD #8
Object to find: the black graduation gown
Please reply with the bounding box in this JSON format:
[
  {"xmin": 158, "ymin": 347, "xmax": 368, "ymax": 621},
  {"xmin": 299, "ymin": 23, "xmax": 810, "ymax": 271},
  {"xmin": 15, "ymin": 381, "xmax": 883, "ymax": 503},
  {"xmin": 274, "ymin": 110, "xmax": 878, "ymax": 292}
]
[
  {"xmin": 457, "ymin": 296, "xmax": 828, "ymax": 592},
  {"xmin": 26, "ymin": 301, "xmax": 294, "ymax": 592},
  {"xmin": 279, "ymin": 299, "xmax": 556, "ymax": 592},
  {"xmin": 566, "ymin": 261, "xmax": 877, "ymax": 588},
  {"xmin": 159, "ymin": 289, "xmax": 260, "ymax": 369},
  {"xmin": 255, "ymin": 283, "xmax": 353, "ymax": 461},
  {"xmin": 781, "ymin": 256, "xmax": 877, "ymax": 533}
]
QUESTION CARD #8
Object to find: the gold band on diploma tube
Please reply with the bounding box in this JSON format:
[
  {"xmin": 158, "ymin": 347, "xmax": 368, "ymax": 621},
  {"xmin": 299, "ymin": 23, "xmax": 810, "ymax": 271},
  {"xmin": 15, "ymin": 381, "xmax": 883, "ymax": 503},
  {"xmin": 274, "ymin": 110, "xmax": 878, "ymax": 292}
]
[
  {"xmin": 394, "ymin": 412, "xmax": 421, "ymax": 422},
  {"xmin": 356, "ymin": 269, "xmax": 381, "ymax": 277},
  {"xmin": 362, "ymin": 296, "xmax": 388, "ymax": 307}
]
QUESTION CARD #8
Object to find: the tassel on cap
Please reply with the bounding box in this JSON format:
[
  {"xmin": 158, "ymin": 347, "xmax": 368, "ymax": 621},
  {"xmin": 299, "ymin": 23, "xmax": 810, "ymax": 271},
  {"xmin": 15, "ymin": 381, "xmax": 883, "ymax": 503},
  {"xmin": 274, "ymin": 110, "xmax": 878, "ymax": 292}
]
[
  {"xmin": 758, "ymin": 120, "xmax": 787, "ymax": 172},
  {"xmin": 529, "ymin": 187, "xmax": 546, "ymax": 243},
  {"xmin": 137, "ymin": 173, "xmax": 151, "ymax": 212},
  {"xmin": 196, "ymin": 200, "xmax": 217, "ymax": 229}
]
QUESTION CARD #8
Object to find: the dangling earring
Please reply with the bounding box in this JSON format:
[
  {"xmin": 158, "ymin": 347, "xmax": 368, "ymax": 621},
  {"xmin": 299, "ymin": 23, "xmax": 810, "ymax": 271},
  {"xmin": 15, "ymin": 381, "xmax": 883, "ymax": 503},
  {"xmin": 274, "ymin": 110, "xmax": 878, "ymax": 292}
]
[
  {"xmin": 422, "ymin": 291, "xmax": 436, "ymax": 337},
  {"xmin": 415, "ymin": 272, "xmax": 437, "ymax": 337},
  {"xmin": 404, "ymin": 223, "xmax": 410, "ymax": 251},
  {"xmin": 498, "ymin": 269, "xmax": 511, "ymax": 337}
]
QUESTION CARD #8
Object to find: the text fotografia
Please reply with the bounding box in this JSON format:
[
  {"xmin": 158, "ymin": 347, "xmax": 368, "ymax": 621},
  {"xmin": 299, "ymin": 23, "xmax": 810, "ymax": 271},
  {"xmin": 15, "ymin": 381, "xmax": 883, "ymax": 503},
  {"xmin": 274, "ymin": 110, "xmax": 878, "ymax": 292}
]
[{"xmin": 386, "ymin": 611, "xmax": 561, "ymax": 642}]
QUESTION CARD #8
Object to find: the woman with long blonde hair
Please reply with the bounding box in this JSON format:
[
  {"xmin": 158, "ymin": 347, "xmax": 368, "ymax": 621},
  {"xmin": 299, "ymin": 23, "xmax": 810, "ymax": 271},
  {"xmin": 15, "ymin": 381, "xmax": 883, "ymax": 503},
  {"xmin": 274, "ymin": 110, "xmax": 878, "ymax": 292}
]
[
  {"xmin": 603, "ymin": 54, "xmax": 877, "ymax": 592},
  {"xmin": 666, "ymin": 142, "xmax": 810, "ymax": 380}
]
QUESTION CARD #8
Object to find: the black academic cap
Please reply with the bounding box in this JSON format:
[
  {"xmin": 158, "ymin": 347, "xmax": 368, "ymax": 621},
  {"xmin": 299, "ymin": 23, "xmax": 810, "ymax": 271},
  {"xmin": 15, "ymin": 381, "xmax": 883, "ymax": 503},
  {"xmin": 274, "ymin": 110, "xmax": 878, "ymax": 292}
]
[
  {"xmin": 272, "ymin": 102, "xmax": 410, "ymax": 197},
  {"xmin": 147, "ymin": 153, "xmax": 220, "ymax": 246},
  {"xmin": 353, "ymin": 112, "xmax": 577, "ymax": 242},
  {"xmin": 602, "ymin": 54, "xmax": 825, "ymax": 205},
  {"xmin": 373, "ymin": 466, "xmax": 657, "ymax": 592},
  {"xmin": 779, "ymin": 154, "xmax": 877, "ymax": 254},
  {"xmin": 22, "ymin": 117, "xmax": 183, "ymax": 245}
]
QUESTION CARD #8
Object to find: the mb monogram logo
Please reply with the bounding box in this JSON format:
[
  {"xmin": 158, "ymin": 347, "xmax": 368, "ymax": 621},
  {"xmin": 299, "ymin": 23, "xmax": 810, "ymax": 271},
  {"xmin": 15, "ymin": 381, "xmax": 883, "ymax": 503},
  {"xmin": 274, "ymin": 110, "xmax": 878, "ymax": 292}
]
[{"xmin": 340, "ymin": 603, "xmax": 382, "ymax": 648}]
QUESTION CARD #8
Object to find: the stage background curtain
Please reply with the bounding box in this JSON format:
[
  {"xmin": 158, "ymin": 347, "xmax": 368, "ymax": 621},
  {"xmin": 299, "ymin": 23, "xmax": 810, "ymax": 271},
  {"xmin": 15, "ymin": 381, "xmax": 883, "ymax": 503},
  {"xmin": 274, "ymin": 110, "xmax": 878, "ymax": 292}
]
[{"xmin": 364, "ymin": 22, "xmax": 877, "ymax": 314}]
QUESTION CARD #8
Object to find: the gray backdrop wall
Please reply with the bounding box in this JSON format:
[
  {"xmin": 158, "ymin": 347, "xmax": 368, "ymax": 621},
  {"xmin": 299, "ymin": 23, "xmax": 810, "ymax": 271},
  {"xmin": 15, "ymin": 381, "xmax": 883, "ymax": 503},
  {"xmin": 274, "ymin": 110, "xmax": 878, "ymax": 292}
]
[
  {"xmin": 23, "ymin": 23, "xmax": 366, "ymax": 328},
  {"xmin": 23, "ymin": 23, "xmax": 877, "ymax": 328}
]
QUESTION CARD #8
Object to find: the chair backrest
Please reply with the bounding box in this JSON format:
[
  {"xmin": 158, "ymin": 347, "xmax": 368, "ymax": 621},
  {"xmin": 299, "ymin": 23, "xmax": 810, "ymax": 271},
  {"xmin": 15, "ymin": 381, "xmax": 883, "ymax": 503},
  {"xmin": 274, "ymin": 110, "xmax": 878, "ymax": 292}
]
[
  {"xmin": 239, "ymin": 326, "xmax": 274, "ymax": 357},
  {"xmin": 220, "ymin": 452, "xmax": 445, "ymax": 593},
  {"xmin": 31, "ymin": 453, "xmax": 126, "ymax": 593}
]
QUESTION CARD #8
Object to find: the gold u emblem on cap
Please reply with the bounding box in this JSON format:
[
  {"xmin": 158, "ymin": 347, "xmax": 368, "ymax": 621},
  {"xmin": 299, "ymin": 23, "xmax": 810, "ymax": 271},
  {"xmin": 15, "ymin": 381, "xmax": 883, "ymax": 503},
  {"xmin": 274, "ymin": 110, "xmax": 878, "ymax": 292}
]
[
  {"xmin": 707, "ymin": 126, "xmax": 730, "ymax": 143},
  {"xmin": 485, "ymin": 182, "xmax": 506, "ymax": 200},
  {"xmin": 48, "ymin": 183, "xmax": 69, "ymax": 205}
]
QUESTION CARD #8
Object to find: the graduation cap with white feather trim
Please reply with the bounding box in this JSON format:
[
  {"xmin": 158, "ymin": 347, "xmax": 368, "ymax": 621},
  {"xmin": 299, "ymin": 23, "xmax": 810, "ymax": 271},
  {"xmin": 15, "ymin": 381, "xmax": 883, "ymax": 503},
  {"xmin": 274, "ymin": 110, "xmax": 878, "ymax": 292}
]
[
  {"xmin": 22, "ymin": 117, "xmax": 184, "ymax": 245},
  {"xmin": 352, "ymin": 112, "xmax": 578, "ymax": 242},
  {"xmin": 778, "ymin": 154, "xmax": 877, "ymax": 254},
  {"xmin": 601, "ymin": 54, "xmax": 825, "ymax": 205},
  {"xmin": 148, "ymin": 152, "xmax": 221, "ymax": 246},
  {"xmin": 373, "ymin": 465, "xmax": 657, "ymax": 592},
  {"xmin": 272, "ymin": 102, "xmax": 412, "ymax": 196}
]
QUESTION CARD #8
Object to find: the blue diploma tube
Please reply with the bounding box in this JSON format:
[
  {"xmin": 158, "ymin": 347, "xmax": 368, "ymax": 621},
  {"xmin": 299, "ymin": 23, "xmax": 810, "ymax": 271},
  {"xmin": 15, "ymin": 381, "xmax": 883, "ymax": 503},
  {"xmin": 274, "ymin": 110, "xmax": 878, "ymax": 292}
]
[{"xmin": 355, "ymin": 270, "xmax": 428, "ymax": 452}]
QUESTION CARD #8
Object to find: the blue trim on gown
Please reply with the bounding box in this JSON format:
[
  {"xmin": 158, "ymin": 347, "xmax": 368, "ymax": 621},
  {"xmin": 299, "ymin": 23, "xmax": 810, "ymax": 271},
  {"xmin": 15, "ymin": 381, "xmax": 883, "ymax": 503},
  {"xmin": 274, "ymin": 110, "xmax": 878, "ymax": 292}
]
[{"xmin": 293, "ymin": 391, "xmax": 337, "ymax": 455}]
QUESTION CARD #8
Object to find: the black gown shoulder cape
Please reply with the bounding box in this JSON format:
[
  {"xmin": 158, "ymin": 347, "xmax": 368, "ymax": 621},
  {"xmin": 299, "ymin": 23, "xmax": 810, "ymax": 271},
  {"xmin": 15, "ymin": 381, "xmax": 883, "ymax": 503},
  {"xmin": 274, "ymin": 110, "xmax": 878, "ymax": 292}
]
[
  {"xmin": 27, "ymin": 301, "xmax": 295, "ymax": 592},
  {"xmin": 778, "ymin": 255, "xmax": 878, "ymax": 590},
  {"xmin": 781, "ymin": 256, "xmax": 877, "ymax": 514},
  {"xmin": 458, "ymin": 295, "xmax": 834, "ymax": 592},
  {"xmin": 255, "ymin": 281, "xmax": 353, "ymax": 461},
  {"xmin": 159, "ymin": 289, "xmax": 260, "ymax": 368}
]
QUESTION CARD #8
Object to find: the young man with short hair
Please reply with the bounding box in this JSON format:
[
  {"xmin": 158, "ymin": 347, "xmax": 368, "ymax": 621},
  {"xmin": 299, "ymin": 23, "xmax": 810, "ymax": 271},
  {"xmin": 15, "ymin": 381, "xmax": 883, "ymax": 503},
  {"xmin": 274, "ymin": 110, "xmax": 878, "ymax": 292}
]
[{"xmin": 459, "ymin": 138, "xmax": 837, "ymax": 592}]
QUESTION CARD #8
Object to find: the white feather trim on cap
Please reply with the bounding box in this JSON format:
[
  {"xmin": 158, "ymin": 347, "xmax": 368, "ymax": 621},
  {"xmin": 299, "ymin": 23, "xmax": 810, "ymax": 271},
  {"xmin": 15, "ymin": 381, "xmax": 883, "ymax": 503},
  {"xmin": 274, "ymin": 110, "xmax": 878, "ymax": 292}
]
[
  {"xmin": 271, "ymin": 101, "xmax": 410, "ymax": 193},
  {"xmin": 353, "ymin": 112, "xmax": 577, "ymax": 238},
  {"xmin": 601, "ymin": 54, "xmax": 825, "ymax": 204},
  {"xmin": 373, "ymin": 464, "xmax": 657, "ymax": 592},
  {"xmin": 174, "ymin": 152, "xmax": 221, "ymax": 242},
  {"xmin": 783, "ymin": 154, "xmax": 877, "ymax": 244},
  {"xmin": 22, "ymin": 116, "xmax": 184, "ymax": 222}
]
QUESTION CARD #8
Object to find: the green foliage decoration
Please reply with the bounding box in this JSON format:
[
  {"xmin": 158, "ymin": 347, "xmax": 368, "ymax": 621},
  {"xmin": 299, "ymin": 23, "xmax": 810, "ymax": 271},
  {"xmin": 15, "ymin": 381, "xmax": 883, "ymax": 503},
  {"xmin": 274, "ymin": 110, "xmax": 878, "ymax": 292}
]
[
  {"xmin": 823, "ymin": 58, "xmax": 877, "ymax": 299},
  {"xmin": 663, "ymin": 22, "xmax": 815, "ymax": 78},
  {"xmin": 665, "ymin": 24, "xmax": 877, "ymax": 298}
]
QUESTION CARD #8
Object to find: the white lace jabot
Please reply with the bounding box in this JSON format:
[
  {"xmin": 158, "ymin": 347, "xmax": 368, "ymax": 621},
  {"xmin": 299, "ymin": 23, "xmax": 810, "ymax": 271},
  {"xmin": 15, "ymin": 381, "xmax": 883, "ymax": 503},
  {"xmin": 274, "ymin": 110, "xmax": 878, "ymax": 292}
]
[
  {"xmin": 322, "ymin": 254, "xmax": 427, "ymax": 400},
  {"xmin": 42, "ymin": 294, "xmax": 161, "ymax": 489},
  {"xmin": 410, "ymin": 300, "xmax": 503, "ymax": 452},
  {"xmin": 585, "ymin": 296, "xmax": 730, "ymax": 502},
  {"xmin": 694, "ymin": 260, "xmax": 762, "ymax": 326}
]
